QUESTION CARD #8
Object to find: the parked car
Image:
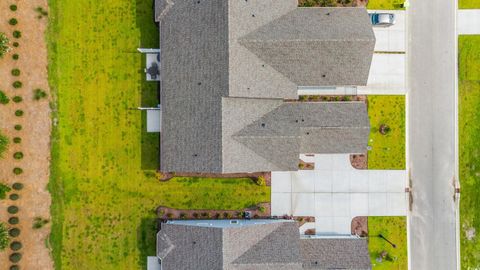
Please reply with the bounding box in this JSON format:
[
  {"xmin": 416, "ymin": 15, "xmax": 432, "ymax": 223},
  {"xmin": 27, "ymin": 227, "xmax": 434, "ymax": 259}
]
[{"xmin": 369, "ymin": 13, "xmax": 396, "ymax": 27}]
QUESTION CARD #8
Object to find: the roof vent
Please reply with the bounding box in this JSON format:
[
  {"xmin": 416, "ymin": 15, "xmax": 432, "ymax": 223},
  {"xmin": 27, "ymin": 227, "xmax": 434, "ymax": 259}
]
[
  {"xmin": 322, "ymin": 74, "xmax": 326, "ymax": 78},
  {"xmin": 261, "ymin": 123, "xmax": 266, "ymax": 128},
  {"xmin": 193, "ymin": 154, "xmax": 198, "ymax": 157},
  {"xmin": 252, "ymin": 14, "xmax": 255, "ymax": 17},
  {"xmin": 306, "ymin": 132, "xmax": 310, "ymax": 135},
  {"xmin": 326, "ymin": 12, "xmax": 330, "ymax": 16},
  {"xmin": 198, "ymin": 82, "xmax": 202, "ymax": 85},
  {"xmin": 192, "ymin": 241, "xmax": 196, "ymax": 244}
]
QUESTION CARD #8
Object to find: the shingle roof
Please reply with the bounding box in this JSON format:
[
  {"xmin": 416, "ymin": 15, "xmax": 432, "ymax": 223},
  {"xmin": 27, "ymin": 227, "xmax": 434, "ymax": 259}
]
[
  {"xmin": 156, "ymin": 0, "xmax": 374, "ymax": 173},
  {"xmin": 157, "ymin": 221, "xmax": 372, "ymax": 270},
  {"xmin": 300, "ymin": 238, "xmax": 371, "ymax": 269}
]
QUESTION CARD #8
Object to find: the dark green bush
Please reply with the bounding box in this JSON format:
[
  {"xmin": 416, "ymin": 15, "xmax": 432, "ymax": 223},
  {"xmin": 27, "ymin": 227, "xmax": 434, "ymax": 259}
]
[
  {"xmin": 13, "ymin": 167, "xmax": 23, "ymax": 175},
  {"xmin": 9, "ymin": 193, "xmax": 19, "ymax": 200},
  {"xmin": 8, "ymin": 228, "xmax": 20, "ymax": 237},
  {"xmin": 12, "ymin": 81, "xmax": 22, "ymax": 89},
  {"xmin": 12, "ymin": 54, "xmax": 19, "ymax": 60},
  {"xmin": 14, "ymin": 110, "xmax": 23, "ymax": 117},
  {"xmin": 0, "ymin": 91, "xmax": 9, "ymax": 104},
  {"xmin": 12, "ymin": 31, "xmax": 21, "ymax": 39},
  {"xmin": 9, "ymin": 252, "xmax": 22, "ymax": 263},
  {"xmin": 13, "ymin": 152, "xmax": 23, "ymax": 159},
  {"xmin": 12, "ymin": 183, "xmax": 23, "ymax": 190},
  {"xmin": 7, "ymin": 206, "xmax": 19, "ymax": 214},
  {"xmin": 33, "ymin": 217, "xmax": 49, "ymax": 229},
  {"xmin": 10, "ymin": 241, "xmax": 22, "ymax": 251},
  {"xmin": 12, "ymin": 96, "xmax": 22, "ymax": 103},
  {"xmin": 8, "ymin": 217, "xmax": 19, "ymax": 225},
  {"xmin": 10, "ymin": 5, "xmax": 17, "ymax": 11},
  {"xmin": 11, "ymin": 69, "xmax": 20, "ymax": 76},
  {"xmin": 12, "ymin": 42, "xmax": 19, "ymax": 47},
  {"xmin": 14, "ymin": 125, "xmax": 22, "ymax": 131},
  {"xmin": 34, "ymin": 89, "xmax": 47, "ymax": 100},
  {"xmin": 13, "ymin": 137, "xmax": 21, "ymax": 144},
  {"xmin": 9, "ymin": 18, "xmax": 18, "ymax": 26},
  {"xmin": 0, "ymin": 183, "xmax": 11, "ymax": 199},
  {"xmin": 10, "ymin": 265, "xmax": 19, "ymax": 270}
]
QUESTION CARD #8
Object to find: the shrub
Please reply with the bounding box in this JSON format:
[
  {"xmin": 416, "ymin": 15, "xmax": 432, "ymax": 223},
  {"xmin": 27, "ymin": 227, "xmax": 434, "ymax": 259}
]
[
  {"xmin": 0, "ymin": 91, "xmax": 10, "ymax": 104},
  {"xmin": 14, "ymin": 110, "xmax": 23, "ymax": 117},
  {"xmin": 13, "ymin": 137, "xmax": 21, "ymax": 144},
  {"xmin": 10, "ymin": 241, "xmax": 22, "ymax": 251},
  {"xmin": 34, "ymin": 89, "xmax": 47, "ymax": 100},
  {"xmin": 12, "ymin": 31, "xmax": 21, "ymax": 39},
  {"xmin": 255, "ymin": 176, "xmax": 266, "ymax": 186},
  {"xmin": 0, "ymin": 33, "xmax": 10, "ymax": 58},
  {"xmin": 33, "ymin": 217, "xmax": 49, "ymax": 229},
  {"xmin": 12, "ymin": 81, "xmax": 22, "ymax": 88},
  {"xmin": 179, "ymin": 213, "xmax": 187, "ymax": 219},
  {"xmin": 166, "ymin": 213, "xmax": 173, "ymax": 219},
  {"xmin": 8, "ymin": 228, "xmax": 20, "ymax": 237},
  {"xmin": 12, "ymin": 183, "xmax": 23, "ymax": 190},
  {"xmin": 258, "ymin": 206, "xmax": 266, "ymax": 213},
  {"xmin": 10, "ymin": 265, "xmax": 19, "ymax": 270},
  {"xmin": 0, "ymin": 223, "xmax": 9, "ymax": 250},
  {"xmin": 35, "ymin": 7, "xmax": 49, "ymax": 17},
  {"xmin": 0, "ymin": 132, "xmax": 9, "ymax": 157},
  {"xmin": 13, "ymin": 167, "xmax": 23, "ymax": 175},
  {"xmin": 14, "ymin": 125, "xmax": 22, "ymax": 131},
  {"xmin": 13, "ymin": 152, "xmax": 23, "ymax": 159},
  {"xmin": 11, "ymin": 69, "xmax": 20, "ymax": 76},
  {"xmin": 8, "ymin": 217, "xmax": 19, "ymax": 225},
  {"xmin": 9, "ymin": 194, "xmax": 19, "ymax": 200},
  {"xmin": 12, "ymin": 42, "xmax": 19, "ymax": 47},
  {"xmin": 12, "ymin": 96, "xmax": 22, "ymax": 103},
  {"xmin": 12, "ymin": 54, "xmax": 19, "ymax": 60},
  {"xmin": 9, "ymin": 18, "xmax": 18, "ymax": 26},
  {"xmin": 10, "ymin": 5, "xmax": 17, "ymax": 11},
  {"xmin": 192, "ymin": 212, "xmax": 199, "ymax": 218},
  {"xmin": 7, "ymin": 206, "xmax": 19, "ymax": 214},
  {"xmin": 0, "ymin": 183, "xmax": 11, "ymax": 199},
  {"xmin": 9, "ymin": 253, "xmax": 22, "ymax": 263}
]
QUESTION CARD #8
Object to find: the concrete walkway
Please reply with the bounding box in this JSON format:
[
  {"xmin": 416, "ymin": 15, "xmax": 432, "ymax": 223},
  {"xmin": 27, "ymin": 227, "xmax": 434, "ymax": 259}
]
[
  {"xmin": 271, "ymin": 154, "xmax": 407, "ymax": 235},
  {"xmin": 458, "ymin": 9, "xmax": 480, "ymax": 35}
]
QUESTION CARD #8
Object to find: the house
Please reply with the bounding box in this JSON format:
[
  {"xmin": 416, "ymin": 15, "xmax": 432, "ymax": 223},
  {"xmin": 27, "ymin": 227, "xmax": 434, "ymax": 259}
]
[
  {"xmin": 156, "ymin": 219, "xmax": 371, "ymax": 270},
  {"xmin": 154, "ymin": 0, "xmax": 375, "ymax": 173}
]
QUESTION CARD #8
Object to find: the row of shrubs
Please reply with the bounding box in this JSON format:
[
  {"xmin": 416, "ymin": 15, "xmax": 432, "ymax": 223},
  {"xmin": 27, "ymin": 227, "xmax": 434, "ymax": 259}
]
[{"xmin": 1, "ymin": 90, "xmax": 48, "ymax": 105}]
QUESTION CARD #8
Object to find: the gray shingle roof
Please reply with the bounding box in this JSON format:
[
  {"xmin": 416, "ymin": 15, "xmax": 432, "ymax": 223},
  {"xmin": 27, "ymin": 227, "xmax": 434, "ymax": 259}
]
[
  {"xmin": 300, "ymin": 238, "xmax": 371, "ymax": 269},
  {"xmin": 157, "ymin": 221, "xmax": 371, "ymax": 270},
  {"xmin": 156, "ymin": 0, "xmax": 374, "ymax": 173},
  {"xmin": 239, "ymin": 8, "xmax": 375, "ymax": 87}
]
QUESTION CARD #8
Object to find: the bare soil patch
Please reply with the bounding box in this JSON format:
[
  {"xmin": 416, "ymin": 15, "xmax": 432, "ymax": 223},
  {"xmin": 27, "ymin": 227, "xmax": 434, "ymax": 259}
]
[{"xmin": 0, "ymin": 0, "xmax": 53, "ymax": 269}]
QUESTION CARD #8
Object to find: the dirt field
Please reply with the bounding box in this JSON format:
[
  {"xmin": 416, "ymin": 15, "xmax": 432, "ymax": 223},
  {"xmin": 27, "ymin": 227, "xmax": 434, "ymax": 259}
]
[{"xmin": 0, "ymin": 0, "xmax": 53, "ymax": 269}]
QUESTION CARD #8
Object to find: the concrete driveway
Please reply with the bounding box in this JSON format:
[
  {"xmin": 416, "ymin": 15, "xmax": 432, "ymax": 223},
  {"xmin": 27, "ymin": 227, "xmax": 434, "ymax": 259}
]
[
  {"xmin": 370, "ymin": 10, "xmax": 406, "ymax": 52},
  {"xmin": 357, "ymin": 53, "xmax": 406, "ymax": 95},
  {"xmin": 271, "ymin": 154, "xmax": 407, "ymax": 235}
]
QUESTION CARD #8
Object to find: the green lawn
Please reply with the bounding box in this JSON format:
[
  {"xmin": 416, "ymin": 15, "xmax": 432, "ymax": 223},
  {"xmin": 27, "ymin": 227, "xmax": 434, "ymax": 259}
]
[
  {"xmin": 367, "ymin": 0, "xmax": 405, "ymax": 10},
  {"xmin": 47, "ymin": 1, "xmax": 269, "ymax": 270},
  {"xmin": 459, "ymin": 35, "xmax": 480, "ymax": 269},
  {"xmin": 459, "ymin": 0, "xmax": 480, "ymax": 9},
  {"xmin": 367, "ymin": 95, "xmax": 406, "ymax": 170},
  {"xmin": 368, "ymin": 217, "xmax": 408, "ymax": 270}
]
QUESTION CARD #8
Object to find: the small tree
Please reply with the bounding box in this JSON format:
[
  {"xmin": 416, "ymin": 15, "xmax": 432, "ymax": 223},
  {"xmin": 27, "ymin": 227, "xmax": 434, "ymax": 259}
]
[
  {"xmin": 0, "ymin": 33, "xmax": 10, "ymax": 58},
  {"xmin": 0, "ymin": 222, "xmax": 9, "ymax": 251}
]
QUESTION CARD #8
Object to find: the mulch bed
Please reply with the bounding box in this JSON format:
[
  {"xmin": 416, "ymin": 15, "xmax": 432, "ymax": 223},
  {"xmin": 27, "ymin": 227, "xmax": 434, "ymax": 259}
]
[
  {"xmin": 351, "ymin": 216, "xmax": 368, "ymax": 236},
  {"xmin": 350, "ymin": 154, "xmax": 368, "ymax": 170},
  {"xmin": 288, "ymin": 95, "xmax": 367, "ymax": 103},
  {"xmin": 299, "ymin": 159, "xmax": 315, "ymax": 170},
  {"xmin": 298, "ymin": 0, "xmax": 367, "ymax": 7},
  {"xmin": 158, "ymin": 171, "xmax": 272, "ymax": 186}
]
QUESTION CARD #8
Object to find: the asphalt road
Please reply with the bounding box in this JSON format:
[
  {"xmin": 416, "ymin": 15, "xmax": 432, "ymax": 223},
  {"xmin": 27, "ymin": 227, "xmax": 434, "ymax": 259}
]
[{"xmin": 407, "ymin": 0, "xmax": 459, "ymax": 269}]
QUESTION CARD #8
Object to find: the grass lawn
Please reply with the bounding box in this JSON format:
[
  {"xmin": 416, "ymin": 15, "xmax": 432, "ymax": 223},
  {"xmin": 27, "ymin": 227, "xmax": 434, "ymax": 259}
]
[
  {"xmin": 367, "ymin": 0, "xmax": 405, "ymax": 10},
  {"xmin": 459, "ymin": 0, "xmax": 480, "ymax": 9},
  {"xmin": 368, "ymin": 217, "xmax": 408, "ymax": 269},
  {"xmin": 367, "ymin": 95, "xmax": 406, "ymax": 170},
  {"xmin": 459, "ymin": 35, "xmax": 480, "ymax": 269},
  {"xmin": 47, "ymin": 1, "xmax": 270, "ymax": 270}
]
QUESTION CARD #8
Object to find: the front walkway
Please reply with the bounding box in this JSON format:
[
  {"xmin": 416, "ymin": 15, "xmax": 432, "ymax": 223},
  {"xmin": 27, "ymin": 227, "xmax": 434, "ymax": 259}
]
[
  {"xmin": 458, "ymin": 9, "xmax": 480, "ymax": 34},
  {"xmin": 271, "ymin": 154, "xmax": 407, "ymax": 235}
]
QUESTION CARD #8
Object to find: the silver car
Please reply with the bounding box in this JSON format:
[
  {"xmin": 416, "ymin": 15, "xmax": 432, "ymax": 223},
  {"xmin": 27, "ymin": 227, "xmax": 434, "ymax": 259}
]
[{"xmin": 369, "ymin": 13, "xmax": 396, "ymax": 27}]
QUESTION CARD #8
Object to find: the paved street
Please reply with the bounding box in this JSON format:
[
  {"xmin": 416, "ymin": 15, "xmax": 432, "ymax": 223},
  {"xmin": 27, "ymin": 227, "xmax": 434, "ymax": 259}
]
[
  {"xmin": 407, "ymin": 0, "xmax": 458, "ymax": 268},
  {"xmin": 271, "ymin": 154, "xmax": 407, "ymax": 235},
  {"xmin": 458, "ymin": 9, "xmax": 480, "ymax": 34}
]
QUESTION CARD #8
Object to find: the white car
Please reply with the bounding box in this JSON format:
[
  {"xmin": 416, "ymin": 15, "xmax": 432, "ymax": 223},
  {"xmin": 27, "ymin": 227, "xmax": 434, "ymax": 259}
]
[{"xmin": 369, "ymin": 13, "xmax": 396, "ymax": 27}]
